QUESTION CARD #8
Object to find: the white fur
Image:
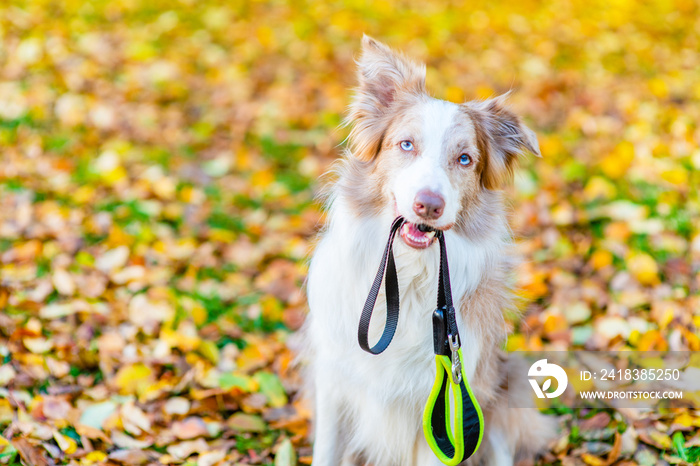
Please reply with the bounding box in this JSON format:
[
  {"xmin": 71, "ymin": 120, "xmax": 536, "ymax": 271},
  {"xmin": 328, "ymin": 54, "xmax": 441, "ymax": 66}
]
[{"xmin": 392, "ymin": 100, "xmax": 462, "ymax": 228}]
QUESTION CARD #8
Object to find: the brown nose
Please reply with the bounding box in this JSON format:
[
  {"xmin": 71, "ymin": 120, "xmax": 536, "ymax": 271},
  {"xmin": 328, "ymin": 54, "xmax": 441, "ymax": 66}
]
[{"xmin": 413, "ymin": 190, "xmax": 445, "ymax": 220}]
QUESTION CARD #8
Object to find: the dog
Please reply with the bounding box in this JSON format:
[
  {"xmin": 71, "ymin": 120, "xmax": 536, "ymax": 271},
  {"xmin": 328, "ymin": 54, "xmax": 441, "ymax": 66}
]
[{"xmin": 303, "ymin": 36, "xmax": 556, "ymax": 466}]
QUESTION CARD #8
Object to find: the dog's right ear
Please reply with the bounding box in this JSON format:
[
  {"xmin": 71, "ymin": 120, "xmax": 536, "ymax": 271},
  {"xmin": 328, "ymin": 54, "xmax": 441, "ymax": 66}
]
[
  {"xmin": 346, "ymin": 35, "xmax": 426, "ymax": 161},
  {"xmin": 355, "ymin": 35, "xmax": 426, "ymax": 110}
]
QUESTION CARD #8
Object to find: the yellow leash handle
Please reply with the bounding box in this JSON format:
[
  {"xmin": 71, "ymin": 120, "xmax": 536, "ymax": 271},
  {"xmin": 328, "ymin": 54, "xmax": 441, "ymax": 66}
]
[
  {"xmin": 423, "ymin": 306, "xmax": 484, "ymax": 465},
  {"xmin": 422, "ymin": 347, "xmax": 484, "ymax": 465}
]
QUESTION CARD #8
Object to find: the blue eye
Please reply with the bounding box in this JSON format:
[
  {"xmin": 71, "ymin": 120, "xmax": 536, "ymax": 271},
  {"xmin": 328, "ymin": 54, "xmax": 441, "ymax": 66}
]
[
  {"xmin": 458, "ymin": 154, "xmax": 472, "ymax": 166},
  {"xmin": 400, "ymin": 140, "xmax": 414, "ymax": 151}
]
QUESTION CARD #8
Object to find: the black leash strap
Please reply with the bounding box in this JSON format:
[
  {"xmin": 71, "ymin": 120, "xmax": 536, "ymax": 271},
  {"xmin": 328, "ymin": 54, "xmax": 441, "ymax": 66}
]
[
  {"xmin": 357, "ymin": 216, "xmax": 405, "ymax": 354},
  {"xmin": 423, "ymin": 230, "xmax": 484, "ymax": 464},
  {"xmin": 434, "ymin": 230, "xmax": 459, "ymax": 356},
  {"xmin": 357, "ymin": 217, "xmax": 483, "ymax": 464}
]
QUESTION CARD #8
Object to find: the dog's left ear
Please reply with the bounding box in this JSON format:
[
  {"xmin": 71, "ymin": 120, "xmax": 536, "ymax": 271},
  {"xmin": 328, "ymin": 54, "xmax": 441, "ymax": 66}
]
[
  {"xmin": 346, "ymin": 35, "xmax": 426, "ymax": 161},
  {"xmin": 467, "ymin": 95, "xmax": 541, "ymax": 189}
]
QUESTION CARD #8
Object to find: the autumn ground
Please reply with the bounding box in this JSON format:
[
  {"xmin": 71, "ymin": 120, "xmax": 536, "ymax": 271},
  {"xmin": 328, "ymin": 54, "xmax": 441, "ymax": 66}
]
[{"xmin": 0, "ymin": 0, "xmax": 698, "ymax": 465}]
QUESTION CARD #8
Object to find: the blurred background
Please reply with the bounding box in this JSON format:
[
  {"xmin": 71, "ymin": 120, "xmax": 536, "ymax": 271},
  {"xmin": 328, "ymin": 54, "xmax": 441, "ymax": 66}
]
[{"xmin": 0, "ymin": 0, "xmax": 698, "ymax": 464}]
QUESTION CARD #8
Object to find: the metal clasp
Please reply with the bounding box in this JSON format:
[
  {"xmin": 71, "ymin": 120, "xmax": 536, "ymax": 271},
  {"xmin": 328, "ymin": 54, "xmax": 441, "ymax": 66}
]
[{"xmin": 447, "ymin": 334, "xmax": 462, "ymax": 384}]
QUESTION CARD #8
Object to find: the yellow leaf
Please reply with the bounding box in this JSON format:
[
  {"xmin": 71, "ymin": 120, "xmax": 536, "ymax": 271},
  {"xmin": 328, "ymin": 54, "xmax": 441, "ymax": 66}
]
[
  {"xmin": 161, "ymin": 327, "xmax": 200, "ymax": 352},
  {"xmin": 198, "ymin": 340, "xmax": 219, "ymax": 365},
  {"xmin": 101, "ymin": 166, "xmax": 128, "ymax": 186},
  {"xmin": 584, "ymin": 176, "xmax": 617, "ymax": 201},
  {"xmin": 252, "ymin": 170, "xmax": 274, "ymax": 188},
  {"xmin": 682, "ymin": 327, "xmax": 700, "ymax": 351},
  {"xmin": 191, "ymin": 302, "xmax": 208, "ymax": 326},
  {"xmin": 114, "ymin": 363, "xmax": 155, "ymax": 396},
  {"xmin": 673, "ymin": 412, "xmax": 700, "ymax": 428},
  {"xmin": 236, "ymin": 341, "xmax": 272, "ymax": 372},
  {"xmin": 627, "ymin": 252, "xmax": 659, "ymax": 286},
  {"xmin": 261, "ymin": 295, "xmax": 283, "ymax": 322},
  {"xmin": 590, "ymin": 250, "xmax": 613, "ymax": 270},
  {"xmin": 72, "ymin": 186, "xmax": 95, "ymax": 204},
  {"xmin": 506, "ymin": 334, "xmax": 527, "ymax": 351},
  {"xmin": 661, "ymin": 167, "xmax": 688, "ymax": 186},
  {"xmin": 581, "ymin": 453, "xmax": 607, "ymax": 466},
  {"xmin": 652, "ymin": 302, "xmax": 676, "ymax": 330},
  {"xmin": 637, "ymin": 330, "xmax": 667, "ymax": 351},
  {"xmin": 542, "ymin": 313, "xmax": 567, "ymax": 336},
  {"xmin": 518, "ymin": 271, "xmax": 548, "ymax": 300},
  {"xmin": 648, "ymin": 77, "xmax": 669, "ymax": 98},
  {"xmin": 208, "ymin": 229, "xmax": 236, "ymax": 243},
  {"xmin": 628, "ymin": 329, "xmax": 641, "ymax": 346},
  {"xmin": 84, "ymin": 451, "xmax": 108, "ymax": 462},
  {"xmin": 53, "ymin": 431, "xmax": 77, "ymax": 454},
  {"xmin": 600, "ymin": 141, "xmax": 634, "ymax": 179}
]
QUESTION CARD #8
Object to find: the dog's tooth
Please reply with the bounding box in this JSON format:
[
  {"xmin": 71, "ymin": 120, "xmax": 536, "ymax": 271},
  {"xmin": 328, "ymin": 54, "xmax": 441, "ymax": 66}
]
[{"xmin": 425, "ymin": 231, "xmax": 436, "ymax": 239}]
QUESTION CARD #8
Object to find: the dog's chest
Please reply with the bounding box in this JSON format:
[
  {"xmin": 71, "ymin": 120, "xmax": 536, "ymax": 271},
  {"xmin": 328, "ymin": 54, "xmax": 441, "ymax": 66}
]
[
  {"xmin": 307, "ymin": 221, "xmax": 485, "ymax": 398},
  {"xmin": 355, "ymin": 248, "xmax": 479, "ymax": 399}
]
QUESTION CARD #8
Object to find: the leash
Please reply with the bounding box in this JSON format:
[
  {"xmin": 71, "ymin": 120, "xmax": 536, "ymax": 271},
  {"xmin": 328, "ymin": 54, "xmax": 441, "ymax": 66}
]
[
  {"xmin": 357, "ymin": 217, "xmax": 484, "ymax": 464},
  {"xmin": 358, "ymin": 216, "xmax": 404, "ymax": 354}
]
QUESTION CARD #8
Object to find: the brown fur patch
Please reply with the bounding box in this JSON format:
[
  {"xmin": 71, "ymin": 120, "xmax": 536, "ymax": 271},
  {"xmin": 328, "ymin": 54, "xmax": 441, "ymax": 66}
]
[
  {"xmin": 346, "ymin": 36, "xmax": 426, "ymax": 162},
  {"xmin": 464, "ymin": 97, "xmax": 540, "ymax": 190},
  {"xmin": 338, "ymin": 93, "xmax": 428, "ymax": 218}
]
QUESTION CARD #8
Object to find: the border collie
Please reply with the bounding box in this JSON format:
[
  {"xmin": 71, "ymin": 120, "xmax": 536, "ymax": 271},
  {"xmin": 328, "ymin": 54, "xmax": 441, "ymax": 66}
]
[{"xmin": 304, "ymin": 36, "xmax": 556, "ymax": 466}]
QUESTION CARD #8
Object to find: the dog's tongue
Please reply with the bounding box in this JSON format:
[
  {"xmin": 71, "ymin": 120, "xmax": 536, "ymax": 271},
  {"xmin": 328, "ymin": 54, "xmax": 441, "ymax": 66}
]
[{"xmin": 400, "ymin": 222, "xmax": 436, "ymax": 249}]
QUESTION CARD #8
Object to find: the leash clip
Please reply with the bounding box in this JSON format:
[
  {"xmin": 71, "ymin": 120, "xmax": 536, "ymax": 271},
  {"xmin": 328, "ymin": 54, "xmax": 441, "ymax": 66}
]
[{"xmin": 448, "ymin": 334, "xmax": 462, "ymax": 384}]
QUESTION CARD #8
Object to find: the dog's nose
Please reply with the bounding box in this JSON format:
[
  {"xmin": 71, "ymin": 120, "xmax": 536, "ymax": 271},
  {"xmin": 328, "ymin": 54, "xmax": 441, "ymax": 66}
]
[{"xmin": 413, "ymin": 190, "xmax": 445, "ymax": 220}]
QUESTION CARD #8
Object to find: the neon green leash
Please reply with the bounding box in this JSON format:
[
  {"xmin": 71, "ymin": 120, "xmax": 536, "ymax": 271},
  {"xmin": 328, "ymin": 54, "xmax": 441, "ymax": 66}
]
[
  {"xmin": 421, "ymin": 229, "xmax": 483, "ymax": 464},
  {"xmin": 422, "ymin": 324, "xmax": 484, "ymax": 463},
  {"xmin": 358, "ymin": 218, "xmax": 484, "ymax": 464}
]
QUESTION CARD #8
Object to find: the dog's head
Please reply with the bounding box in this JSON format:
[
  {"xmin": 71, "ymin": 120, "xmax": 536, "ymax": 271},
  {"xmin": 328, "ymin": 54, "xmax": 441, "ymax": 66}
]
[{"xmin": 344, "ymin": 36, "xmax": 540, "ymax": 249}]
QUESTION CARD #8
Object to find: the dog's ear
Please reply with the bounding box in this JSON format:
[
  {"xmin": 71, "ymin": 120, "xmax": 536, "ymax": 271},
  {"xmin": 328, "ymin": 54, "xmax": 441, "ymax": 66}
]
[
  {"xmin": 346, "ymin": 35, "xmax": 426, "ymax": 161},
  {"xmin": 467, "ymin": 95, "xmax": 540, "ymax": 189},
  {"xmin": 355, "ymin": 35, "xmax": 426, "ymax": 110}
]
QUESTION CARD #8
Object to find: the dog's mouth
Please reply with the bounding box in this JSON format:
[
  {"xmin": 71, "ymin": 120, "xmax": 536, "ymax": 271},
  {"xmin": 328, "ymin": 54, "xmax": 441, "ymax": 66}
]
[{"xmin": 399, "ymin": 222, "xmax": 437, "ymax": 249}]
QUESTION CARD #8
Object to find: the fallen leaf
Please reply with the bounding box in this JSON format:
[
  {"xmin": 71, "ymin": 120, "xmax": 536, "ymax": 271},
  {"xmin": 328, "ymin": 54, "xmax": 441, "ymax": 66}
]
[
  {"xmin": 219, "ymin": 373, "xmax": 258, "ymax": 392},
  {"xmin": 108, "ymin": 449, "xmax": 151, "ymax": 465},
  {"xmin": 111, "ymin": 431, "xmax": 154, "ymax": 449},
  {"xmin": 95, "ymin": 246, "xmax": 130, "ymax": 272},
  {"xmin": 12, "ymin": 438, "xmax": 49, "ymax": 466},
  {"xmin": 172, "ymin": 417, "xmax": 208, "ymax": 439},
  {"xmin": 166, "ymin": 438, "xmax": 209, "ymax": 460},
  {"xmin": 275, "ymin": 438, "xmax": 297, "ymax": 466},
  {"xmin": 113, "ymin": 364, "xmax": 155, "ymax": 396},
  {"xmin": 639, "ymin": 429, "xmax": 673, "ymax": 450},
  {"xmin": 581, "ymin": 453, "xmax": 607, "ymax": 466},
  {"xmin": 254, "ymin": 371, "xmax": 288, "ymax": 408},
  {"xmin": 228, "ymin": 413, "xmax": 266, "ymax": 432},
  {"xmin": 197, "ymin": 449, "xmax": 227, "ymax": 466},
  {"xmin": 120, "ymin": 401, "xmax": 152, "ymax": 435},
  {"xmin": 80, "ymin": 401, "xmax": 118, "ymax": 430},
  {"xmin": 53, "ymin": 431, "xmax": 77, "ymax": 454},
  {"xmin": 580, "ymin": 412, "xmax": 611, "ymax": 431},
  {"xmin": 41, "ymin": 397, "xmax": 71, "ymax": 420},
  {"xmin": 163, "ymin": 397, "xmax": 191, "ymax": 416}
]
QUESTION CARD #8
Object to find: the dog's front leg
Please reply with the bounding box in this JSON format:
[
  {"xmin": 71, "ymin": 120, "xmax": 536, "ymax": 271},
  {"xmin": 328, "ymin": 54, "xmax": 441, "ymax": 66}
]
[
  {"xmin": 414, "ymin": 440, "xmax": 447, "ymax": 466},
  {"xmin": 483, "ymin": 429, "xmax": 514, "ymax": 466},
  {"xmin": 311, "ymin": 376, "xmax": 346, "ymax": 465}
]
